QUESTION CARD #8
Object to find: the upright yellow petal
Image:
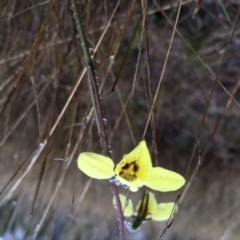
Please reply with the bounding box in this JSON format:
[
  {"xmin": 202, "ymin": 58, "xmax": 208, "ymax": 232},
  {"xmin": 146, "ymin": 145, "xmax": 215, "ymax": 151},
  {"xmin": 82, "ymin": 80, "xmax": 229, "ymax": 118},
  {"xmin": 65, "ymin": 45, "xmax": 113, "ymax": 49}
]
[
  {"xmin": 113, "ymin": 194, "xmax": 133, "ymax": 217},
  {"xmin": 78, "ymin": 152, "xmax": 114, "ymax": 179},
  {"xmin": 144, "ymin": 167, "xmax": 185, "ymax": 192},
  {"xmin": 152, "ymin": 202, "xmax": 176, "ymax": 221},
  {"xmin": 135, "ymin": 192, "xmax": 158, "ymax": 219},
  {"xmin": 115, "ymin": 141, "xmax": 152, "ymax": 183},
  {"xmin": 147, "ymin": 192, "xmax": 158, "ymax": 216}
]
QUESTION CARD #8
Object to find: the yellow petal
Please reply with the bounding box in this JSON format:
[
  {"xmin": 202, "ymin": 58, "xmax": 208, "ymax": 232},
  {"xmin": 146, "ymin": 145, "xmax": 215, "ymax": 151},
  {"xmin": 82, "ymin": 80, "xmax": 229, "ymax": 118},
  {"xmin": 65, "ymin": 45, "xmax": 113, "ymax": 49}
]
[
  {"xmin": 77, "ymin": 152, "xmax": 114, "ymax": 179},
  {"xmin": 144, "ymin": 167, "xmax": 185, "ymax": 192},
  {"xmin": 113, "ymin": 194, "xmax": 133, "ymax": 217},
  {"xmin": 152, "ymin": 202, "xmax": 176, "ymax": 221},
  {"xmin": 129, "ymin": 186, "xmax": 140, "ymax": 192},
  {"xmin": 115, "ymin": 141, "xmax": 152, "ymax": 182},
  {"xmin": 147, "ymin": 192, "xmax": 158, "ymax": 215},
  {"xmin": 135, "ymin": 192, "xmax": 158, "ymax": 219}
]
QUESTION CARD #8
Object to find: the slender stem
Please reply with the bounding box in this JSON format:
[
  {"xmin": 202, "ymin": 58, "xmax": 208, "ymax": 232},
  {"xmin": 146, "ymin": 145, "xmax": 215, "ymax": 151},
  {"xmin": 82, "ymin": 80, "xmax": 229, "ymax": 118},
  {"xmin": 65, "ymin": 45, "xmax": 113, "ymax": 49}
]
[{"xmin": 70, "ymin": 1, "xmax": 125, "ymax": 239}]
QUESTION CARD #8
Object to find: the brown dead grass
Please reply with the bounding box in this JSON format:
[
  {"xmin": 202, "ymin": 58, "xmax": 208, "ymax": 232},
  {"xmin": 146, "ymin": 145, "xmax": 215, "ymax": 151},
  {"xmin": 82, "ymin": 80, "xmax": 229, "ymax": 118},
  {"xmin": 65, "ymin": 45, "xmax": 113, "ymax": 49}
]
[{"xmin": 1, "ymin": 0, "xmax": 240, "ymax": 239}]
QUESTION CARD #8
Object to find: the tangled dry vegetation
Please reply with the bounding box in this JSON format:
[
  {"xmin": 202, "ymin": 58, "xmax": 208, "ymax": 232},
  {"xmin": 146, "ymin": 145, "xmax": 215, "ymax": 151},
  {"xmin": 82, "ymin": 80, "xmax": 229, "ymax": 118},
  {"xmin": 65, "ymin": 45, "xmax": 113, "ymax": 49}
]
[{"xmin": 1, "ymin": 0, "xmax": 240, "ymax": 239}]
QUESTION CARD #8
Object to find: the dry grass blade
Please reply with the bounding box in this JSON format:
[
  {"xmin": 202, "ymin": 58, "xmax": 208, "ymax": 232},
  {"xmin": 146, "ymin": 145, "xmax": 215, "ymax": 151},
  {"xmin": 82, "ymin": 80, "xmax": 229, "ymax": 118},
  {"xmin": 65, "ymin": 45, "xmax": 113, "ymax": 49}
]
[
  {"xmin": 131, "ymin": 0, "xmax": 147, "ymax": 98},
  {"xmin": 109, "ymin": 70, "xmax": 136, "ymax": 145},
  {"xmin": 1, "ymin": 1, "xmax": 240, "ymax": 240},
  {"xmin": 193, "ymin": 0, "xmax": 203, "ymax": 16},
  {"xmin": 143, "ymin": 0, "xmax": 183, "ymax": 139},
  {"xmin": 201, "ymin": 78, "xmax": 240, "ymax": 160},
  {"xmin": 31, "ymin": 118, "xmax": 86, "ymax": 239},
  {"xmin": 0, "ymin": 143, "xmax": 44, "ymax": 207},
  {"xmin": 186, "ymin": 3, "xmax": 240, "ymax": 178},
  {"xmin": 155, "ymin": 3, "xmax": 240, "ymax": 109},
  {"xmin": 70, "ymin": 0, "xmax": 125, "ymax": 239},
  {"xmin": 0, "ymin": 0, "xmax": 56, "ymax": 119},
  {"xmin": 111, "ymin": 14, "xmax": 142, "ymax": 93},
  {"xmin": 181, "ymin": 3, "xmax": 240, "ymax": 202},
  {"xmin": 0, "ymin": 82, "xmax": 49, "ymax": 148}
]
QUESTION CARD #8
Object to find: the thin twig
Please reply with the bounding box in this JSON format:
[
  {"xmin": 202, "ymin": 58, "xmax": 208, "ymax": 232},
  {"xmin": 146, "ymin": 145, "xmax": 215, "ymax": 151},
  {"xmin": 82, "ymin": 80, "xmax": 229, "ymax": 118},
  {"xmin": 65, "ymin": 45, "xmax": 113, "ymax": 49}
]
[
  {"xmin": 180, "ymin": 2, "xmax": 240, "ymax": 204},
  {"xmin": 142, "ymin": 0, "xmax": 183, "ymax": 138},
  {"xmin": 70, "ymin": 1, "xmax": 125, "ymax": 239}
]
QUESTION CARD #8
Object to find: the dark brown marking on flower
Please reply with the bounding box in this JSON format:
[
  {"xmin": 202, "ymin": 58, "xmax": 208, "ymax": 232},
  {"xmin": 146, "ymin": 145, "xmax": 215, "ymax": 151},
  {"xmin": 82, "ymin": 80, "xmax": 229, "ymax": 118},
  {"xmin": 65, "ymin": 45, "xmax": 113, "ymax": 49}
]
[
  {"xmin": 119, "ymin": 161, "xmax": 139, "ymax": 182},
  {"xmin": 133, "ymin": 164, "xmax": 139, "ymax": 172},
  {"xmin": 122, "ymin": 163, "xmax": 130, "ymax": 170},
  {"xmin": 119, "ymin": 172, "xmax": 138, "ymax": 181}
]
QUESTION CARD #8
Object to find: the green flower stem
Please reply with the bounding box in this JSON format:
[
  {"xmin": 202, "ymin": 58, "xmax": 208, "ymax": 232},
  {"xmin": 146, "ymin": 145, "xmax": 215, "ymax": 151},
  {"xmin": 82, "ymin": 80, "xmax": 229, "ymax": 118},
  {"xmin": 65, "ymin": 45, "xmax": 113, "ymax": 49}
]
[{"xmin": 70, "ymin": 1, "xmax": 125, "ymax": 239}]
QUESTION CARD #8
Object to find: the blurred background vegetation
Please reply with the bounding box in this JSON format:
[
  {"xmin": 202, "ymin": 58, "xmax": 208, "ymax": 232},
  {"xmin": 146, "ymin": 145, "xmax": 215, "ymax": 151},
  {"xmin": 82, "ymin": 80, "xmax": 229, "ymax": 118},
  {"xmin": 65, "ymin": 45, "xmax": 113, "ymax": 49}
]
[{"xmin": 1, "ymin": 0, "xmax": 240, "ymax": 239}]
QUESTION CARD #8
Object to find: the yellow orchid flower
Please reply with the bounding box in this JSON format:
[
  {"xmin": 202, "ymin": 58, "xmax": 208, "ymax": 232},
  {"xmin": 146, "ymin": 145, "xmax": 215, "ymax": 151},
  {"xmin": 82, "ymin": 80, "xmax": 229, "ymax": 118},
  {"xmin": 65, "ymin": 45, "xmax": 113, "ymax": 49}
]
[
  {"xmin": 77, "ymin": 140, "xmax": 185, "ymax": 192},
  {"xmin": 113, "ymin": 194, "xmax": 133, "ymax": 217}
]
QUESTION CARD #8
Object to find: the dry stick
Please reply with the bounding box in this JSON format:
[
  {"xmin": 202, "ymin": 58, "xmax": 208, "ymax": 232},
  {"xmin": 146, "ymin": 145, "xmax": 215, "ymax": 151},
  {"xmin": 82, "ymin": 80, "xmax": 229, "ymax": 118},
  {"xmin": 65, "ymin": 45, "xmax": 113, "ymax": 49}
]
[
  {"xmin": 65, "ymin": 103, "xmax": 79, "ymax": 159},
  {"xmin": 0, "ymin": 142, "xmax": 45, "ymax": 207},
  {"xmin": 0, "ymin": 0, "xmax": 120, "ymax": 216},
  {"xmin": 0, "ymin": 1, "xmax": 50, "ymax": 22},
  {"xmin": 65, "ymin": 179, "xmax": 92, "ymax": 238},
  {"xmin": 200, "ymin": 191, "xmax": 240, "ymax": 236},
  {"xmin": 43, "ymin": 0, "xmax": 119, "ymax": 147},
  {"xmin": 131, "ymin": 0, "xmax": 146, "ymax": 97},
  {"xmin": 33, "ymin": 16, "xmax": 124, "ymax": 240},
  {"xmin": 110, "ymin": 19, "xmax": 167, "ymax": 147},
  {"xmin": 0, "ymin": 1, "xmax": 196, "ymax": 67},
  {"xmin": 98, "ymin": 0, "xmax": 138, "ymax": 144},
  {"xmin": 179, "ymin": 2, "xmax": 240, "ymax": 204},
  {"xmin": 186, "ymin": 54, "xmax": 208, "ymax": 103},
  {"xmin": 201, "ymin": 78, "xmax": 240, "ymax": 160},
  {"xmin": 155, "ymin": 2, "xmax": 240, "ymax": 109},
  {"xmin": 158, "ymin": 5, "xmax": 240, "ymax": 239},
  {"xmin": 142, "ymin": 0, "xmax": 183, "ymax": 139},
  {"xmin": 96, "ymin": 0, "xmax": 137, "ymax": 91},
  {"xmin": 109, "ymin": 70, "xmax": 136, "ymax": 145},
  {"xmin": 32, "ymin": 80, "xmax": 105, "ymax": 239},
  {"xmin": 6, "ymin": 192, "xmax": 25, "ymax": 232},
  {"xmin": 0, "ymin": 69, "xmax": 18, "ymax": 92},
  {"xmin": 0, "ymin": 82, "xmax": 50, "ymax": 148},
  {"xmin": 220, "ymin": 214, "xmax": 240, "ymax": 240},
  {"xmin": 30, "ymin": 76, "xmax": 42, "ymax": 137},
  {"xmin": 142, "ymin": 0, "xmax": 159, "ymax": 164},
  {"xmin": 101, "ymin": 0, "xmax": 136, "ymax": 78},
  {"xmin": 56, "ymin": 102, "xmax": 79, "ymax": 237},
  {"xmin": 2, "ymin": 8, "xmax": 107, "ymax": 239},
  {"xmin": 0, "ymin": 0, "xmax": 56, "ymax": 119},
  {"xmin": 184, "ymin": 7, "xmax": 240, "ymax": 179},
  {"xmin": 32, "ymin": 100, "xmax": 92, "ymax": 239},
  {"xmin": 111, "ymin": 14, "xmax": 142, "ymax": 93},
  {"xmin": 193, "ymin": 0, "xmax": 204, "ymax": 16},
  {"xmin": 48, "ymin": 117, "xmax": 77, "ymax": 240},
  {"xmin": 70, "ymin": 2, "xmax": 107, "ymax": 145},
  {"xmin": 0, "ymin": 143, "xmax": 40, "ymax": 196},
  {"xmin": 1, "ymin": 0, "xmax": 136, "ymax": 66},
  {"xmin": 23, "ymin": 139, "xmax": 56, "ymax": 240},
  {"xmin": 70, "ymin": 1, "xmax": 125, "ymax": 240},
  {"xmin": 32, "ymin": 125, "xmax": 84, "ymax": 240}
]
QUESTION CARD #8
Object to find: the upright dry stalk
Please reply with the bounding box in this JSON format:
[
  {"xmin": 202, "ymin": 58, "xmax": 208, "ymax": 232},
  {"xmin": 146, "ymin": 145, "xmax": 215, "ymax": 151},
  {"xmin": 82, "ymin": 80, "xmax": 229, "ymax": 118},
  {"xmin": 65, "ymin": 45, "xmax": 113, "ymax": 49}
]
[{"xmin": 70, "ymin": 1, "xmax": 125, "ymax": 239}]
